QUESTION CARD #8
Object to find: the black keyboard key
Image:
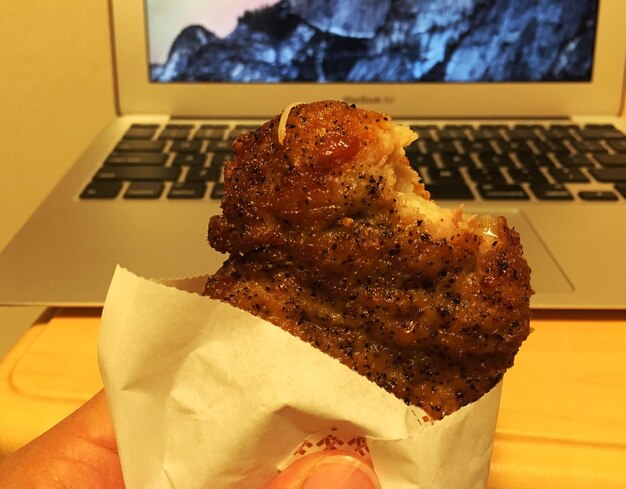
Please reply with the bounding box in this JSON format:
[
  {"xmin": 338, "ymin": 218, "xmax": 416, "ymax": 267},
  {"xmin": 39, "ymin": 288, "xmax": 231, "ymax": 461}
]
[
  {"xmin": 506, "ymin": 129, "xmax": 537, "ymax": 140},
  {"xmin": 584, "ymin": 124, "xmax": 615, "ymax": 130},
  {"xmin": 469, "ymin": 129, "xmax": 501, "ymax": 140},
  {"xmin": 200, "ymin": 124, "xmax": 229, "ymax": 129},
  {"xmin": 459, "ymin": 140, "xmax": 497, "ymax": 154},
  {"xmin": 533, "ymin": 139, "xmax": 571, "ymax": 154},
  {"xmin": 549, "ymin": 124, "xmax": 578, "ymax": 130},
  {"xmin": 173, "ymin": 153, "xmax": 205, "ymax": 166},
  {"xmin": 440, "ymin": 153, "xmax": 475, "ymax": 168},
  {"xmin": 548, "ymin": 168, "xmax": 589, "ymax": 183},
  {"xmin": 516, "ymin": 153, "xmax": 555, "ymax": 168},
  {"xmin": 552, "ymin": 153, "xmax": 594, "ymax": 167},
  {"xmin": 615, "ymin": 184, "xmax": 626, "ymax": 198},
  {"xmin": 80, "ymin": 181, "xmax": 122, "ymax": 199},
  {"xmin": 165, "ymin": 123, "xmax": 194, "ymax": 129},
  {"xmin": 193, "ymin": 128, "xmax": 227, "ymax": 140},
  {"xmin": 421, "ymin": 140, "xmax": 458, "ymax": 154},
  {"xmin": 123, "ymin": 127, "xmax": 157, "ymax": 140},
  {"xmin": 211, "ymin": 182, "xmax": 225, "ymax": 199},
  {"xmin": 171, "ymin": 140, "xmax": 202, "ymax": 153},
  {"xmin": 468, "ymin": 167, "xmax": 506, "ymax": 184},
  {"xmin": 578, "ymin": 190, "xmax": 618, "ymax": 201},
  {"xmin": 105, "ymin": 153, "xmax": 167, "ymax": 166},
  {"xmin": 541, "ymin": 128, "xmax": 572, "ymax": 140},
  {"xmin": 94, "ymin": 166, "xmax": 180, "ymax": 181},
  {"xmin": 443, "ymin": 124, "xmax": 473, "ymax": 130},
  {"xmin": 234, "ymin": 124, "xmax": 260, "ymax": 130},
  {"xmin": 437, "ymin": 129, "xmax": 468, "ymax": 140},
  {"xmin": 513, "ymin": 124, "xmax": 544, "ymax": 130},
  {"xmin": 478, "ymin": 124, "xmax": 508, "ymax": 130},
  {"xmin": 577, "ymin": 129, "xmax": 625, "ymax": 139},
  {"xmin": 115, "ymin": 140, "xmax": 166, "ymax": 152},
  {"xmin": 595, "ymin": 154, "xmax": 626, "ymax": 167},
  {"xmin": 408, "ymin": 154, "xmax": 437, "ymax": 169},
  {"xmin": 607, "ymin": 140, "xmax": 626, "ymax": 153},
  {"xmin": 168, "ymin": 182, "xmax": 207, "ymax": 199},
  {"xmin": 207, "ymin": 140, "xmax": 233, "ymax": 152},
  {"xmin": 571, "ymin": 140, "xmax": 608, "ymax": 153},
  {"xmin": 477, "ymin": 153, "xmax": 515, "ymax": 168},
  {"xmin": 426, "ymin": 184, "xmax": 474, "ymax": 200},
  {"xmin": 186, "ymin": 166, "xmax": 221, "ymax": 182},
  {"xmin": 529, "ymin": 183, "xmax": 573, "ymax": 200},
  {"xmin": 497, "ymin": 140, "xmax": 534, "ymax": 153},
  {"xmin": 428, "ymin": 167, "xmax": 464, "ymax": 183},
  {"xmin": 124, "ymin": 182, "xmax": 164, "ymax": 199},
  {"xmin": 210, "ymin": 152, "xmax": 232, "ymax": 167},
  {"xmin": 159, "ymin": 128, "xmax": 192, "ymax": 140},
  {"xmin": 589, "ymin": 168, "xmax": 626, "ymax": 183},
  {"xmin": 477, "ymin": 184, "xmax": 529, "ymax": 200},
  {"xmin": 508, "ymin": 168, "xmax": 548, "ymax": 183},
  {"xmin": 130, "ymin": 123, "xmax": 160, "ymax": 129}
]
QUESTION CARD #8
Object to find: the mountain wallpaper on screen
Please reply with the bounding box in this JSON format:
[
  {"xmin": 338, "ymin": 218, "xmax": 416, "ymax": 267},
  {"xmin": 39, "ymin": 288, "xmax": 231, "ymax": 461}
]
[{"xmin": 150, "ymin": 0, "xmax": 598, "ymax": 83}]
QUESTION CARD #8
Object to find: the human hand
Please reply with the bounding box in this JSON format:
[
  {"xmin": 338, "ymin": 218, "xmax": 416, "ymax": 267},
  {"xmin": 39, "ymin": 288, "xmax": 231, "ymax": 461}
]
[
  {"xmin": 262, "ymin": 450, "xmax": 381, "ymax": 489},
  {"xmin": 0, "ymin": 390, "xmax": 380, "ymax": 489},
  {"xmin": 0, "ymin": 390, "xmax": 123, "ymax": 489}
]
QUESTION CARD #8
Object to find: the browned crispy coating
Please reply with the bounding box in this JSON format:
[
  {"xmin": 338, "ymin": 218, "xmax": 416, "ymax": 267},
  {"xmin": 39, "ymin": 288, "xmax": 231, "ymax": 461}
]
[{"xmin": 204, "ymin": 100, "xmax": 532, "ymax": 419}]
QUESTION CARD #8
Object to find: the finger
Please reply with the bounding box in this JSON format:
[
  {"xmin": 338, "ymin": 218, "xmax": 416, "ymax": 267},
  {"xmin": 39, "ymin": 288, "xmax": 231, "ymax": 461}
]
[
  {"xmin": 0, "ymin": 389, "xmax": 124, "ymax": 489},
  {"xmin": 262, "ymin": 451, "xmax": 381, "ymax": 489}
]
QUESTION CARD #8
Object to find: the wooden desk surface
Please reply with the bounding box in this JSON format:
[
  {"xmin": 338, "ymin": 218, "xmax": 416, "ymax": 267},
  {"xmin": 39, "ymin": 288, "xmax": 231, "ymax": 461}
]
[
  {"xmin": 0, "ymin": 309, "xmax": 625, "ymax": 488},
  {"xmin": 491, "ymin": 310, "xmax": 626, "ymax": 488}
]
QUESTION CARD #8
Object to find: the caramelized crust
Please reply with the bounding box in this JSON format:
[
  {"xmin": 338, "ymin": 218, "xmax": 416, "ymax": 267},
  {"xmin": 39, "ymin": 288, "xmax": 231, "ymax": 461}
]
[{"xmin": 205, "ymin": 100, "xmax": 532, "ymax": 419}]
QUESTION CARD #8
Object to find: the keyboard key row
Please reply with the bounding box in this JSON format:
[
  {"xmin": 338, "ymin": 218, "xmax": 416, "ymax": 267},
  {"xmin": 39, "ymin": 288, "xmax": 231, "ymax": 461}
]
[
  {"xmin": 106, "ymin": 153, "xmax": 168, "ymax": 166},
  {"xmin": 94, "ymin": 164, "xmax": 225, "ymax": 182},
  {"xmin": 80, "ymin": 181, "xmax": 225, "ymax": 200},
  {"xmin": 95, "ymin": 166, "xmax": 181, "ymax": 182},
  {"xmin": 121, "ymin": 123, "xmax": 259, "ymax": 143},
  {"xmin": 425, "ymin": 182, "xmax": 623, "ymax": 201},
  {"xmin": 114, "ymin": 138, "xmax": 237, "ymax": 154},
  {"xmin": 80, "ymin": 121, "xmax": 626, "ymax": 202},
  {"xmin": 409, "ymin": 152, "xmax": 607, "ymax": 170},
  {"xmin": 410, "ymin": 124, "xmax": 626, "ymax": 145},
  {"xmin": 427, "ymin": 164, "xmax": 626, "ymax": 187},
  {"xmin": 124, "ymin": 122, "xmax": 625, "ymax": 150},
  {"xmin": 104, "ymin": 151, "xmax": 231, "ymax": 168},
  {"xmin": 409, "ymin": 138, "xmax": 624, "ymax": 156},
  {"xmin": 115, "ymin": 140, "xmax": 166, "ymax": 152}
]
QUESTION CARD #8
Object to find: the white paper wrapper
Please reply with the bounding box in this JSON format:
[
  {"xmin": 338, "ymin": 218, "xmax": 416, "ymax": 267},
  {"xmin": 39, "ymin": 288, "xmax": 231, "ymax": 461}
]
[{"xmin": 99, "ymin": 266, "xmax": 502, "ymax": 489}]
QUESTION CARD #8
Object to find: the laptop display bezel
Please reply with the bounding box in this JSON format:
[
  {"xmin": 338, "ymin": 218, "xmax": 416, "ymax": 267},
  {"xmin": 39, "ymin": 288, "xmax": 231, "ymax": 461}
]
[{"xmin": 111, "ymin": 0, "xmax": 626, "ymax": 118}]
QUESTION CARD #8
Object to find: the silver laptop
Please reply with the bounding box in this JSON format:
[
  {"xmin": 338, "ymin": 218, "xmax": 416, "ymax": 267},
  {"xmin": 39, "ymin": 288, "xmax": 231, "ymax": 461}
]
[{"xmin": 0, "ymin": 0, "xmax": 625, "ymax": 308}]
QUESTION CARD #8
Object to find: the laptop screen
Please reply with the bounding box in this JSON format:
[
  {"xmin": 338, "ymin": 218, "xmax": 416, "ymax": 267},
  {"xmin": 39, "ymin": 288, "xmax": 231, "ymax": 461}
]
[{"xmin": 146, "ymin": 0, "xmax": 599, "ymax": 84}]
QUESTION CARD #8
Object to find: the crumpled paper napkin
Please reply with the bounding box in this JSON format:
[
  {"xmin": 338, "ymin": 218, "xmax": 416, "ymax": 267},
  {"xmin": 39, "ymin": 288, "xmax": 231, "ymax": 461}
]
[{"xmin": 99, "ymin": 266, "xmax": 501, "ymax": 489}]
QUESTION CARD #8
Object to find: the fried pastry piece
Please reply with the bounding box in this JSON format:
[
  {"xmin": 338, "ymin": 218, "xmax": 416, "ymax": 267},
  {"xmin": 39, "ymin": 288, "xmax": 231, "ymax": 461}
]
[{"xmin": 205, "ymin": 101, "xmax": 532, "ymax": 419}]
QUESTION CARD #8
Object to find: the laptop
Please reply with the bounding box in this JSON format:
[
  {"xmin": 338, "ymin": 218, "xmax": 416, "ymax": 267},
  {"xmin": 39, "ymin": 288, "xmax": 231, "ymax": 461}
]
[{"xmin": 0, "ymin": 0, "xmax": 625, "ymax": 309}]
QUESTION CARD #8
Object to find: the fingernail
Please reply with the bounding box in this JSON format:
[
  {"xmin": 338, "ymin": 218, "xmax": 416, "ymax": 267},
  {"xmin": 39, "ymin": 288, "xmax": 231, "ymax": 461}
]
[{"xmin": 301, "ymin": 455, "xmax": 380, "ymax": 489}]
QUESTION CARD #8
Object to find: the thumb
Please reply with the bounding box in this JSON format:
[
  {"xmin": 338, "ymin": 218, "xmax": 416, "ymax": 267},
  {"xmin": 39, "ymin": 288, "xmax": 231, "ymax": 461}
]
[{"xmin": 262, "ymin": 451, "xmax": 381, "ymax": 489}]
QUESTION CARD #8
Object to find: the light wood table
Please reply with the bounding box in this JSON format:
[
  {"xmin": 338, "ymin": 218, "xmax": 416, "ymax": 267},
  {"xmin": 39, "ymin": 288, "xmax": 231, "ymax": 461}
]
[
  {"xmin": 490, "ymin": 310, "xmax": 626, "ymax": 488},
  {"xmin": 0, "ymin": 309, "xmax": 625, "ymax": 488}
]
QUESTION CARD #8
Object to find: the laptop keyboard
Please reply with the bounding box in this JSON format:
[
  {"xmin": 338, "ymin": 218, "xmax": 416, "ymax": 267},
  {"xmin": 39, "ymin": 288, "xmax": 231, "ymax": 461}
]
[{"xmin": 80, "ymin": 122, "xmax": 626, "ymax": 202}]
